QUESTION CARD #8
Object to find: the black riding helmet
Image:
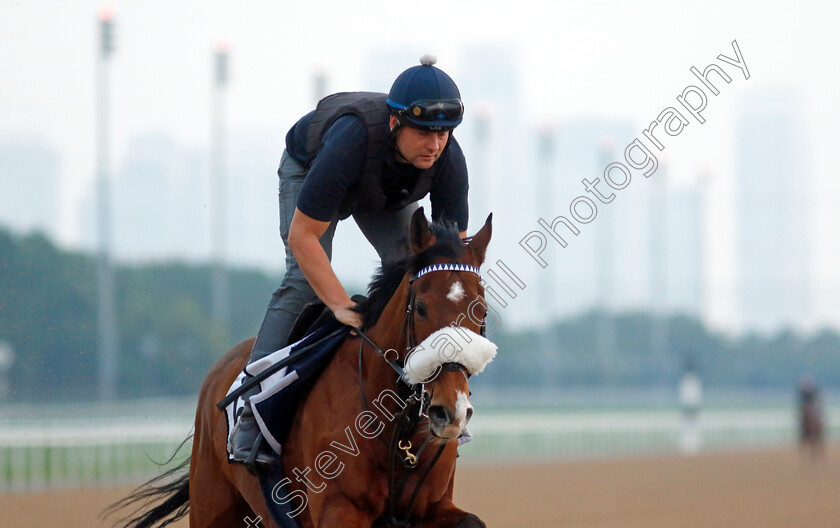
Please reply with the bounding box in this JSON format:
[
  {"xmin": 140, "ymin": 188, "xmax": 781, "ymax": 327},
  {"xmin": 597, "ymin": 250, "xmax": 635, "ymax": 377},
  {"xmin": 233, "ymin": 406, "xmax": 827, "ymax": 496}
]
[{"xmin": 387, "ymin": 55, "xmax": 464, "ymax": 132}]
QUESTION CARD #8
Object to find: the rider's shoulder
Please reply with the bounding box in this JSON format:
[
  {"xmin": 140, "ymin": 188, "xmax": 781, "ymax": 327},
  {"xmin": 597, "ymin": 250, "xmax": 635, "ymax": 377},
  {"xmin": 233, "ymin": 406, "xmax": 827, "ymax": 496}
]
[
  {"xmin": 447, "ymin": 135, "xmax": 464, "ymax": 155},
  {"xmin": 440, "ymin": 136, "xmax": 467, "ymax": 172},
  {"xmin": 322, "ymin": 114, "xmax": 367, "ymax": 148},
  {"xmin": 326, "ymin": 113, "xmax": 366, "ymax": 134}
]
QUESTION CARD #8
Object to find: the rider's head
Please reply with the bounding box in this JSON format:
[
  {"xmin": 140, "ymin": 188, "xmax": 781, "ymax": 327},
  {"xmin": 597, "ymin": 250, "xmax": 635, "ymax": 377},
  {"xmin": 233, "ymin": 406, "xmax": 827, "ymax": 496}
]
[{"xmin": 387, "ymin": 55, "xmax": 463, "ymax": 169}]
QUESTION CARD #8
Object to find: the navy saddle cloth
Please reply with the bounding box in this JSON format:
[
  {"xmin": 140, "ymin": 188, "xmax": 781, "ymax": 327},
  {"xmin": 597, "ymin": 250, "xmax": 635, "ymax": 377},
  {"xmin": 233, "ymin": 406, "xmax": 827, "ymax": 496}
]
[{"xmin": 222, "ymin": 300, "xmax": 355, "ymax": 527}]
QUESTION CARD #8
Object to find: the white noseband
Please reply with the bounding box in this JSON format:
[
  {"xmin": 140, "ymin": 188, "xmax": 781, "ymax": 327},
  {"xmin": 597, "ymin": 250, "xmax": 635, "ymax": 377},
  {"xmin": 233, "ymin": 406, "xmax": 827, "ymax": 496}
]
[{"xmin": 403, "ymin": 327, "xmax": 497, "ymax": 385}]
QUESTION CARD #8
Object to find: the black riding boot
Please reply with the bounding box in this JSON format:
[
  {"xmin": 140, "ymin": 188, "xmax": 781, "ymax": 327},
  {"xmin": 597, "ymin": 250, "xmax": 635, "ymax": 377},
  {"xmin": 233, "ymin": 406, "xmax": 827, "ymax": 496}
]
[{"xmin": 227, "ymin": 387, "xmax": 278, "ymax": 475}]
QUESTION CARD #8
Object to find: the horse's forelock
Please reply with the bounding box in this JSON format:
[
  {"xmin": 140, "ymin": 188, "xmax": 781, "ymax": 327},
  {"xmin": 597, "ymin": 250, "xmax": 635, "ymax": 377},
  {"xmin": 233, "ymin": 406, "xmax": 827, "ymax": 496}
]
[
  {"xmin": 409, "ymin": 222, "xmax": 464, "ymax": 274},
  {"xmin": 356, "ymin": 220, "xmax": 464, "ymax": 330}
]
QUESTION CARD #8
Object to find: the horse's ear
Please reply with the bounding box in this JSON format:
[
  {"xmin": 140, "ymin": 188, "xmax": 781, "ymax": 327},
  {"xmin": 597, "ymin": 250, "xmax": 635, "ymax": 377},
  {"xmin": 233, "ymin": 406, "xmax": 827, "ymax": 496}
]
[
  {"xmin": 409, "ymin": 207, "xmax": 435, "ymax": 254},
  {"xmin": 466, "ymin": 213, "xmax": 492, "ymax": 266}
]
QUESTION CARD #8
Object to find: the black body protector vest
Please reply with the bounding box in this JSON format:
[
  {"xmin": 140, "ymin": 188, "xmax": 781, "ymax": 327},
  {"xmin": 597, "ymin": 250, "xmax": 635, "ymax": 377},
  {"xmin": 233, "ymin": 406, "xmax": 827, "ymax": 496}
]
[{"xmin": 304, "ymin": 92, "xmax": 437, "ymax": 220}]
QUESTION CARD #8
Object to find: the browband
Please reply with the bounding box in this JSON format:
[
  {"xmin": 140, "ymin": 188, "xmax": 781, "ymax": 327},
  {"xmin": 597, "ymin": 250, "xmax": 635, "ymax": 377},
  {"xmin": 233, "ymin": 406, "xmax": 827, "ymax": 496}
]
[{"xmin": 410, "ymin": 263, "xmax": 480, "ymax": 282}]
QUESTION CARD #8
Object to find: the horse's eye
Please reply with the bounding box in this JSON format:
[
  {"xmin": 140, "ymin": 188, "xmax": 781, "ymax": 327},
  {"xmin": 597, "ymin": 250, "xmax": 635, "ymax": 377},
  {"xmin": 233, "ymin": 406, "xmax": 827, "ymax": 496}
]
[{"xmin": 416, "ymin": 302, "xmax": 428, "ymax": 318}]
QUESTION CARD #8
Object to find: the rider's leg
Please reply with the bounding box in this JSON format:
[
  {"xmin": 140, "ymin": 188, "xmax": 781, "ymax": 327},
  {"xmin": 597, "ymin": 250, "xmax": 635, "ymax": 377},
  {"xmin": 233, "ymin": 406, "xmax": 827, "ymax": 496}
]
[
  {"xmin": 252, "ymin": 149, "xmax": 339, "ymax": 360},
  {"xmin": 352, "ymin": 202, "xmax": 420, "ymax": 265},
  {"xmin": 230, "ymin": 150, "xmax": 338, "ymax": 469}
]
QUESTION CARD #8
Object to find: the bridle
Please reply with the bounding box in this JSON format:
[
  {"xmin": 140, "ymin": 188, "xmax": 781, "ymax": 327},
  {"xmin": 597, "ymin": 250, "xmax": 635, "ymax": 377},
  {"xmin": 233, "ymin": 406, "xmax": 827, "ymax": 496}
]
[
  {"xmin": 353, "ymin": 261, "xmax": 482, "ymax": 527},
  {"xmin": 355, "ymin": 261, "xmax": 482, "ymax": 412},
  {"xmin": 218, "ymin": 261, "xmax": 484, "ymax": 417}
]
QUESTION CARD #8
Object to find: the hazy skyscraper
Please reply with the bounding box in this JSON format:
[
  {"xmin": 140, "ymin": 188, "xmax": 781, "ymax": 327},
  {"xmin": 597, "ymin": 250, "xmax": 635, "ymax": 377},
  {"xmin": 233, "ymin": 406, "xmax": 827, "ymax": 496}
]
[
  {"xmin": 114, "ymin": 133, "xmax": 209, "ymax": 261},
  {"xmin": 362, "ymin": 50, "xmax": 418, "ymax": 93},
  {"xmin": 666, "ymin": 179, "xmax": 703, "ymax": 316},
  {"xmin": 0, "ymin": 138, "xmax": 60, "ymax": 237},
  {"xmin": 554, "ymin": 119, "xmax": 640, "ymax": 317},
  {"xmin": 735, "ymin": 88, "xmax": 811, "ymax": 332},
  {"xmin": 77, "ymin": 129, "xmax": 295, "ymax": 272},
  {"xmin": 457, "ymin": 46, "xmax": 521, "ymax": 227},
  {"xmin": 226, "ymin": 129, "xmax": 290, "ymax": 271}
]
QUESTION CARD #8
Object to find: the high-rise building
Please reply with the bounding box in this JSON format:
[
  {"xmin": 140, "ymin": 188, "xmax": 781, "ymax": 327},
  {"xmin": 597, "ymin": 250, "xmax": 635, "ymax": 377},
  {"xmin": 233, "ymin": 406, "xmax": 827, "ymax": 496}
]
[
  {"xmin": 735, "ymin": 87, "xmax": 811, "ymax": 332},
  {"xmin": 226, "ymin": 129, "xmax": 290, "ymax": 271},
  {"xmin": 362, "ymin": 50, "xmax": 418, "ymax": 93},
  {"xmin": 76, "ymin": 130, "xmax": 296, "ymax": 272},
  {"xmin": 666, "ymin": 179, "xmax": 703, "ymax": 316},
  {"xmin": 553, "ymin": 118, "xmax": 640, "ymax": 317},
  {"xmin": 113, "ymin": 133, "xmax": 209, "ymax": 261},
  {"xmin": 74, "ymin": 133, "xmax": 209, "ymax": 262},
  {"xmin": 0, "ymin": 137, "xmax": 60, "ymax": 237},
  {"xmin": 457, "ymin": 46, "xmax": 521, "ymax": 227}
]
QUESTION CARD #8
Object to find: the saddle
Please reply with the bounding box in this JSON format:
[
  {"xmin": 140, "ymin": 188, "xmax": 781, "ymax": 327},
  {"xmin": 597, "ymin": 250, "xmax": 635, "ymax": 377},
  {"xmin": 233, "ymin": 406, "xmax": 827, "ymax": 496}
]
[
  {"xmin": 222, "ymin": 297, "xmax": 368, "ymax": 453},
  {"xmin": 220, "ymin": 298, "xmax": 371, "ymax": 525},
  {"xmin": 286, "ymin": 295, "xmax": 367, "ymax": 346},
  {"xmin": 286, "ymin": 300, "xmax": 334, "ymax": 346}
]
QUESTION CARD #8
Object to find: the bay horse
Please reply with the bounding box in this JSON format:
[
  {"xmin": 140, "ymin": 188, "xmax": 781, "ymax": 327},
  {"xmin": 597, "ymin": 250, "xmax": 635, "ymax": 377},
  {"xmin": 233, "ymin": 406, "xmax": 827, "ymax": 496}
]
[{"xmin": 111, "ymin": 208, "xmax": 493, "ymax": 528}]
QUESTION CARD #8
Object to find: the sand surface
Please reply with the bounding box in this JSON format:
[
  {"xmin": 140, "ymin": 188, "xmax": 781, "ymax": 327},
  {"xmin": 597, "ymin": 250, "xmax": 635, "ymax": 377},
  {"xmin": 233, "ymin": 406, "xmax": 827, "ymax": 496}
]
[{"xmin": 1, "ymin": 445, "xmax": 837, "ymax": 527}]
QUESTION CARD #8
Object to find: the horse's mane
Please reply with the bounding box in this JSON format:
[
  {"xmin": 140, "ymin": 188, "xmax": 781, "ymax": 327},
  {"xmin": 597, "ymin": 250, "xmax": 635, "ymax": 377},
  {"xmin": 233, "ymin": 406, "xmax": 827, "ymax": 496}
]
[{"xmin": 355, "ymin": 221, "xmax": 464, "ymax": 330}]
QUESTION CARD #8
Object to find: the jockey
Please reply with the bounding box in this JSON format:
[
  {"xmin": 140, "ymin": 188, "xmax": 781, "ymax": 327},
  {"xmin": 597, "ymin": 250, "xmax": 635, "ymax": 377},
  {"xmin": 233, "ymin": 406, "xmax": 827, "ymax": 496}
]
[{"xmin": 229, "ymin": 55, "xmax": 469, "ymax": 470}]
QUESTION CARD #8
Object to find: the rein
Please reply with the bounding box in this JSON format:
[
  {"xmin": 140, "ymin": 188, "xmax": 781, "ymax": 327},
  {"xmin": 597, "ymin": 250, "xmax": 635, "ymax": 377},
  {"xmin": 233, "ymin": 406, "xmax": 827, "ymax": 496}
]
[{"xmin": 353, "ymin": 262, "xmax": 480, "ymax": 527}]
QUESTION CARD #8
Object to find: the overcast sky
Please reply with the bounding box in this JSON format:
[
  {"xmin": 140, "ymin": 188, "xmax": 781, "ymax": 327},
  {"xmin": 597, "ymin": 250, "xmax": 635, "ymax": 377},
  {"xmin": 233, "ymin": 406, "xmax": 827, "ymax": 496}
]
[{"xmin": 2, "ymin": 0, "xmax": 839, "ymax": 331}]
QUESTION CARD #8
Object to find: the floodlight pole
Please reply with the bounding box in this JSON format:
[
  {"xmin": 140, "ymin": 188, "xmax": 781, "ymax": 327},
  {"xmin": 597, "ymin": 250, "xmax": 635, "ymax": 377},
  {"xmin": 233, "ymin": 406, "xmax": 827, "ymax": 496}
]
[
  {"xmin": 649, "ymin": 166, "xmax": 669, "ymax": 384},
  {"xmin": 473, "ymin": 104, "xmax": 492, "ymax": 222},
  {"xmin": 96, "ymin": 5, "xmax": 119, "ymax": 401},
  {"xmin": 537, "ymin": 123, "xmax": 556, "ymax": 323},
  {"xmin": 210, "ymin": 41, "xmax": 230, "ymax": 328},
  {"xmin": 595, "ymin": 139, "xmax": 617, "ymax": 382}
]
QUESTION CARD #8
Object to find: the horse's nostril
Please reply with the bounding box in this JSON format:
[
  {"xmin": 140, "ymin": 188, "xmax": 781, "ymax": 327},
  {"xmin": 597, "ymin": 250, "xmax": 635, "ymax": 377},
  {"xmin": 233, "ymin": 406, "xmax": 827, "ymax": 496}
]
[
  {"xmin": 428, "ymin": 405, "xmax": 453, "ymax": 426},
  {"xmin": 465, "ymin": 407, "xmax": 474, "ymax": 423}
]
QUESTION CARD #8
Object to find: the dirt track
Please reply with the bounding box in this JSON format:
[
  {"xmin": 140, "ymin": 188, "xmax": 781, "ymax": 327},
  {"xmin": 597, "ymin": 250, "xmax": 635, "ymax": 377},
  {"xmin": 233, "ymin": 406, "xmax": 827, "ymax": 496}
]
[{"xmin": 1, "ymin": 445, "xmax": 838, "ymax": 528}]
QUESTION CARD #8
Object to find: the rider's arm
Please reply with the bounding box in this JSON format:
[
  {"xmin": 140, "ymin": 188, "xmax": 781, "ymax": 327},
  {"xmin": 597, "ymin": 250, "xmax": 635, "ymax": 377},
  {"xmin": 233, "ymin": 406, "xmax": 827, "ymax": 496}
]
[{"xmin": 287, "ymin": 207, "xmax": 362, "ymax": 329}]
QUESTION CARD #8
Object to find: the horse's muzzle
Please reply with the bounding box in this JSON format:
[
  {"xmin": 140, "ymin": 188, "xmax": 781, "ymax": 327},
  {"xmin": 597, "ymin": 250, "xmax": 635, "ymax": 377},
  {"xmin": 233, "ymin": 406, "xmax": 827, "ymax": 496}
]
[
  {"xmin": 429, "ymin": 405, "xmax": 454, "ymax": 429},
  {"xmin": 428, "ymin": 404, "xmax": 471, "ymax": 439}
]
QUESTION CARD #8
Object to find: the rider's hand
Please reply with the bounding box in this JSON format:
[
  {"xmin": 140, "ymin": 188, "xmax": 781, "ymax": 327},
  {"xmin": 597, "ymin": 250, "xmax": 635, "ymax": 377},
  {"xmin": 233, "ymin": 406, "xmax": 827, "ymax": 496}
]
[{"xmin": 332, "ymin": 302, "xmax": 363, "ymax": 331}]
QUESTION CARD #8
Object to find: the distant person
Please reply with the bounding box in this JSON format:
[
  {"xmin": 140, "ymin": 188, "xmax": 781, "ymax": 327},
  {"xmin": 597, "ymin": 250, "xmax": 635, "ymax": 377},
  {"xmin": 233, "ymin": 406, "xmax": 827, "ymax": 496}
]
[
  {"xmin": 0, "ymin": 341, "xmax": 12, "ymax": 402},
  {"xmin": 797, "ymin": 374, "xmax": 824, "ymax": 461},
  {"xmin": 679, "ymin": 360, "xmax": 703, "ymax": 455},
  {"xmin": 228, "ymin": 55, "xmax": 469, "ymax": 471}
]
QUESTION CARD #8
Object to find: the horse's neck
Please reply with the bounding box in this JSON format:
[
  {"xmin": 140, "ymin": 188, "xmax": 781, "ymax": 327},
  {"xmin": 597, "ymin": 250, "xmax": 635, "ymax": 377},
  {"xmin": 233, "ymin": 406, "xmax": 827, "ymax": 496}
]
[{"xmin": 361, "ymin": 275, "xmax": 411, "ymax": 387}]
